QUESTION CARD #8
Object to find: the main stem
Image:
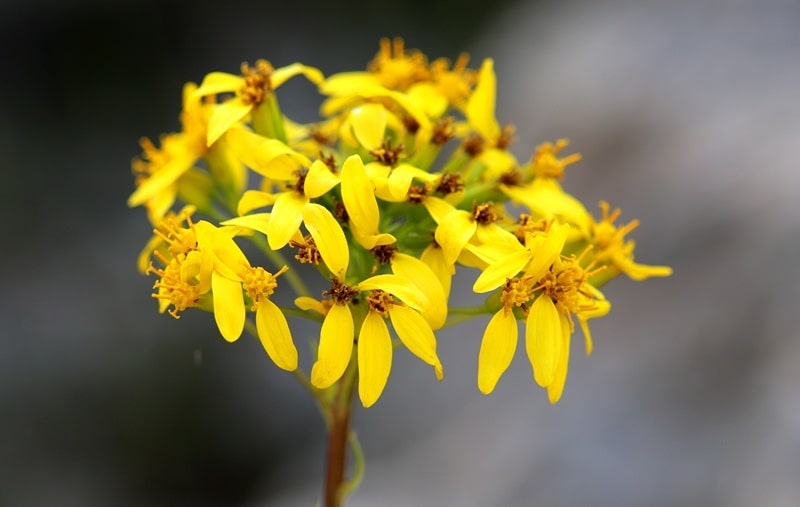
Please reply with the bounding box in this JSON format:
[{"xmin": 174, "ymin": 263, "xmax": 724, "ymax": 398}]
[{"xmin": 324, "ymin": 362, "xmax": 357, "ymax": 507}]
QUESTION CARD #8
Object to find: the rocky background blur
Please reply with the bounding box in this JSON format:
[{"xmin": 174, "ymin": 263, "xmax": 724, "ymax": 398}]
[{"xmin": 2, "ymin": 0, "xmax": 798, "ymax": 505}]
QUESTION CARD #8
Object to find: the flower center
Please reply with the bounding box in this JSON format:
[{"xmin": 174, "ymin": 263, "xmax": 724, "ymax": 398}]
[
  {"xmin": 324, "ymin": 278, "xmax": 360, "ymax": 305},
  {"xmin": 243, "ymin": 266, "xmax": 287, "ymax": 308},
  {"xmin": 365, "ymin": 289, "xmax": 395, "ymax": 318},
  {"xmin": 239, "ymin": 59, "xmax": 274, "ymax": 106},
  {"xmin": 368, "ymin": 37, "xmax": 431, "ymax": 90},
  {"xmin": 472, "ymin": 202, "xmax": 497, "ymax": 225},
  {"xmin": 148, "ymin": 256, "xmax": 203, "ymax": 319},
  {"xmin": 290, "ymin": 235, "xmax": 322, "ymax": 265}
]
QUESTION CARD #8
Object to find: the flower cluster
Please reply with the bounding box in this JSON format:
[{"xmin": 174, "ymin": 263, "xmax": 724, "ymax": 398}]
[{"xmin": 130, "ymin": 38, "xmax": 671, "ymax": 407}]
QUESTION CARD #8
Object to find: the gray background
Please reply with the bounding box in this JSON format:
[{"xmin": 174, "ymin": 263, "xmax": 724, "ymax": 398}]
[{"xmin": 2, "ymin": 0, "xmax": 799, "ymax": 505}]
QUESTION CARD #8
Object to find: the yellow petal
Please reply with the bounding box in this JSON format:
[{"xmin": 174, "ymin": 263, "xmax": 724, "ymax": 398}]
[
  {"xmin": 392, "ymin": 253, "xmax": 447, "ymax": 329},
  {"xmin": 222, "ymin": 213, "xmax": 272, "ymax": 236},
  {"xmin": 526, "ymin": 294, "xmax": 562, "ymax": 387},
  {"xmin": 254, "ymin": 139, "xmax": 311, "ymax": 180},
  {"xmin": 271, "ymin": 63, "xmax": 324, "ymax": 88},
  {"xmin": 212, "ymin": 271, "xmax": 245, "ymax": 343},
  {"xmin": 295, "ymin": 296, "xmax": 327, "ymax": 315},
  {"xmin": 207, "ymin": 98, "xmax": 252, "ymax": 146},
  {"xmin": 256, "ymin": 299, "xmax": 298, "ymax": 371},
  {"xmin": 547, "ymin": 312, "xmax": 572, "ymax": 404},
  {"xmin": 304, "ymin": 159, "xmax": 340, "ymax": 199},
  {"xmin": 128, "ymin": 151, "xmax": 195, "ymax": 207},
  {"xmin": 421, "ymin": 244, "xmax": 454, "ymax": 299},
  {"xmin": 193, "ymin": 72, "xmax": 244, "ymax": 98},
  {"xmin": 302, "ymin": 203, "xmax": 349, "ymax": 277},
  {"xmin": 406, "ymin": 82, "xmax": 448, "ymax": 118},
  {"xmin": 320, "ymin": 71, "xmax": 380, "ymax": 95},
  {"xmin": 266, "ymin": 192, "xmax": 306, "ymax": 250},
  {"xmin": 478, "ymin": 310, "xmax": 519, "ymax": 394},
  {"xmin": 524, "ymin": 222, "xmax": 570, "ymax": 282},
  {"xmin": 358, "ymin": 274, "xmax": 428, "ymax": 312},
  {"xmin": 237, "ymin": 190, "xmax": 277, "ymax": 215},
  {"xmin": 465, "ymin": 58, "xmax": 500, "ymax": 141},
  {"xmin": 311, "ymin": 304, "xmax": 354, "ymax": 389},
  {"xmin": 386, "ymin": 164, "xmax": 438, "ymax": 201},
  {"xmin": 434, "ymin": 210, "xmax": 476, "ymax": 265},
  {"xmin": 357, "ymin": 312, "xmax": 393, "ymax": 408},
  {"xmin": 422, "ymin": 196, "xmax": 455, "ymax": 224},
  {"xmin": 340, "ymin": 154, "xmax": 379, "ymax": 234},
  {"xmin": 350, "ymin": 226, "xmax": 397, "ymax": 251},
  {"xmin": 473, "ymin": 249, "xmax": 532, "ymax": 293},
  {"xmin": 617, "ymin": 257, "xmax": 674, "ymax": 281},
  {"xmin": 388, "ymin": 305, "xmax": 442, "ymax": 379},
  {"xmin": 349, "ymin": 104, "xmax": 387, "ymax": 150},
  {"xmin": 578, "ymin": 318, "xmax": 593, "ymax": 356}
]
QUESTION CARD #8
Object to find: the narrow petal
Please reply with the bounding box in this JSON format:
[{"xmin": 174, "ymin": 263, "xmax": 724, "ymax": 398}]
[
  {"xmin": 472, "ymin": 249, "xmax": 532, "ymax": 293},
  {"xmin": 266, "ymin": 192, "xmax": 306, "ymax": 250},
  {"xmin": 547, "ymin": 312, "xmax": 572, "ymax": 404},
  {"xmin": 526, "ymin": 294, "xmax": 562, "ymax": 387},
  {"xmin": 340, "ymin": 154, "xmax": 379, "ymax": 233},
  {"xmin": 421, "ymin": 196, "xmax": 455, "ymax": 224},
  {"xmin": 434, "ymin": 210, "xmax": 476, "ymax": 265},
  {"xmin": 524, "ymin": 222, "xmax": 570, "ymax": 282},
  {"xmin": 578, "ymin": 318, "xmax": 593, "ymax": 356},
  {"xmin": 386, "ymin": 164, "xmax": 438, "ymax": 201},
  {"xmin": 320, "ymin": 71, "xmax": 380, "ymax": 95},
  {"xmin": 207, "ymin": 98, "xmax": 252, "ymax": 146},
  {"xmin": 304, "ymin": 159, "xmax": 341, "ymax": 199},
  {"xmin": 237, "ymin": 190, "xmax": 277, "ymax": 215},
  {"xmin": 349, "ymin": 104, "xmax": 387, "ymax": 150},
  {"xmin": 302, "ymin": 203, "xmax": 349, "ymax": 277},
  {"xmin": 212, "ymin": 271, "xmax": 245, "ymax": 343},
  {"xmin": 222, "ymin": 213, "xmax": 272, "ymax": 236},
  {"xmin": 193, "ymin": 72, "xmax": 244, "ymax": 98},
  {"xmin": 311, "ymin": 304, "xmax": 354, "ymax": 389},
  {"xmin": 271, "ymin": 63, "xmax": 324, "ymax": 88},
  {"xmin": 256, "ymin": 299, "xmax": 298, "ymax": 371},
  {"xmin": 358, "ymin": 274, "xmax": 428, "ymax": 311},
  {"xmin": 465, "ymin": 58, "xmax": 500, "ymax": 140},
  {"xmin": 358, "ymin": 312, "xmax": 393, "ymax": 407},
  {"xmin": 128, "ymin": 152, "xmax": 195, "ymax": 207},
  {"xmin": 392, "ymin": 253, "xmax": 447, "ymax": 329},
  {"xmin": 478, "ymin": 310, "xmax": 519, "ymax": 394},
  {"xmin": 295, "ymin": 296, "xmax": 327, "ymax": 315},
  {"xmin": 421, "ymin": 244, "xmax": 454, "ymax": 299},
  {"xmin": 254, "ymin": 139, "xmax": 311, "ymax": 180},
  {"xmin": 389, "ymin": 306, "xmax": 442, "ymax": 379}
]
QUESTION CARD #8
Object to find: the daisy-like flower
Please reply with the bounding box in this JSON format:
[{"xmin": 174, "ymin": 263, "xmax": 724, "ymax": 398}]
[
  {"xmin": 308, "ymin": 271, "xmax": 444, "ymax": 407},
  {"xmin": 193, "ymin": 221, "xmax": 298, "ymax": 371},
  {"xmin": 585, "ymin": 201, "xmax": 673, "ymax": 282},
  {"xmin": 477, "ymin": 245, "xmax": 609, "ymax": 403},
  {"xmin": 194, "ymin": 59, "xmax": 324, "ymax": 146}
]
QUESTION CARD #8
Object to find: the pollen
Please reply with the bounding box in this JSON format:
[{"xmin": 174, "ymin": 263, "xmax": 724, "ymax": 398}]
[
  {"xmin": 472, "ymin": 202, "xmax": 497, "ymax": 225},
  {"xmin": 370, "ymin": 140, "xmax": 404, "ymax": 167},
  {"xmin": 407, "ymin": 184, "xmax": 428, "ymax": 203},
  {"xmin": 242, "ymin": 265, "xmax": 287, "ymax": 308},
  {"xmin": 239, "ymin": 59, "xmax": 275, "ymax": 106},
  {"xmin": 494, "ymin": 125, "xmax": 517, "ymax": 150},
  {"xmin": 371, "ymin": 244, "xmax": 398, "ymax": 265},
  {"xmin": 534, "ymin": 252, "xmax": 604, "ymax": 331},
  {"xmin": 153, "ymin": 210, "xmax": 197, "ymax": 256},
  {"xmin": 431, "ymin": 116, "xmax": 456, "ymax": 146},
  {"xmin": 591, "ymin": 200, "xmax": 640, "ymax": 260},
  {"xmin": 365, "ymin": 289, "xmax": 395, "ymax": 318},
  {"xmin": 290, "ymin": 235, "xmax": 322, "ymax": 265},
  {"xmin": 367, "ymin": 37, "xmax": 431, "ymax": 90},
  {"xmin": 148, "ymin": 256, "xmax": 203, "ymax": 318},
  {"xmin": 435, "ymin": 172, "xmax": 464, "ymax": 196},
  {"xmin": 462, "ymin": 133, "xmax": 485, "ymax": 157},
  {"xmin": 288, "ymin": 168, "xmax": 308, "ymax": 195},
  {"xmin": 500, "ymin": 277, "xmax": 536, "ymax": 310},
  {"xmin": 323, "ymin": 278, "xmax": 360, "ymax": 305},
  {"xmin": 513, "ymin": 215, "xmax": 552, "ymax": 244},
  {"xmin": 531, "ymin": 139, "xmax": 581, "ymax": 180}
]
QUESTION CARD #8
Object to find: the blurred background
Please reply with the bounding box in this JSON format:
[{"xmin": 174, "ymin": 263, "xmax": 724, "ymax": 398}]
[{"xmin": 2, "ymin": 0, "xmax": 799, "ymax": 505}]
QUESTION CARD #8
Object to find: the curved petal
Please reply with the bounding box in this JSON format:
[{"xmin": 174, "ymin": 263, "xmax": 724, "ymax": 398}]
[
  {"xmin": 272, "ymin": 63, "xmax": 324, "ymax": 88},
  {"xmin": 222, "ymin": 213, "xmax": 272, "ymax": 236},
  {"xmin": 349, "ymin": 104, "xmax": 386, "ymax": 150},
  {"xmin": 237, "ymin": 190, "xmax": 277, "ymax": 215},
  {"xmin": 422, "ymin": 196, "xmax": 455, "ymax": 224},
  {"xmin": 358, "ymin": 274, "xmax": 428, "ymax": 311},
  {"xmin": 421, "ymin": 244, "xmax": 454, "ymax": 299},
  {"xmin": 526, "ymin": 294, "xmax": 562, "ymax": 387},
  {"xmin": 212, "ymin": 271, "xmax": 245, "ymax": 343},
  {"xmin": 478, "ymin": 310, "xmax": 519, "ymax": 394},
  {"xmin": 304, "ymin": 159, "xmax": 340, "ymax": 199},
  {"xmin": 320, "ymin": 71, "xmax": 380, "ymax": 95},
  {"xmin": 311, "ymin": 304, "xmax": 354, "ymax": 389},
  {"xmin": 266, "ymin": 192, "xmax": 306, "ymax": 250},
  {"xmin": 472, "ymin": 249, "xmax": 532, "ymax": 293},
  {"xmin": 392, "ymin": 253, "xmax": 447, "ymax": 329},
  {"xmin": 254, "ymin": 139, "xmax": 311, "ymax": 180},
  {"xmin": 128, "ymin": 152, "xmax": 195, "ymax": 207},
  {"xmin": 465, "ymin": 58, "xmax": 500, "ymax": 140},
  {"xmin": 207, "ymin": 98, "xmax": 252, "ymax": 146},
  {"xmin": 340, "ymin": 154, "xmax": 379, "ymax": 234},
  {"xmin": 194, "ymin": 72, "xmax": 244, "ymax": 98},
  {"xmin": 302, "ymin": 203, "xmax": 349, "ymax": 277},
  {"xmin": 388, "ymin": 305, "xmax": 443, "ymax": 380},
  {"xmin": 547, "ymin": 312, "xmax": 572, "ymax": 404},
  {"xmin": 256, "ymin": 299, "xmax": 298, "ymax": 371},
  {"xmin": 295, "ymin": 296, "xmax": 327, "ymax": 315},
  {"xmin": 434, "ymin": 210, "xmax": 476, "ymax": 265},
  {"xmin": 386, "ymin": 164, "xmax": 438, "ymax": 201},
  {"xmin": 358, "ymin": 312, "xmax": 393, "ymax": 408}
]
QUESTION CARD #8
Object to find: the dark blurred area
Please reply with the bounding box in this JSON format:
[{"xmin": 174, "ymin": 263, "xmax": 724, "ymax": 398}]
[{"xmin": 2, "ymin": 0, "xmax": 800, "ymax": 505}]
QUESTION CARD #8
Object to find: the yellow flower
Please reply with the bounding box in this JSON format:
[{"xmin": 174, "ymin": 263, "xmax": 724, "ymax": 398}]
[
  {"xmin": 586, "ymin": 201, "xmax": 673, "ymax": 281},
  {"xmin": 309, "ymin": 273, "xmax": 443, "ymax": 408},
  {"xmin": 477, "ymin": 243, "xmax": 609, "ymax": 403},
  {"xmin": 194, "ymin": 60, "xmax": 324, "ymax": 145},
  {"xmin": 340, "ymin": 154, "xmax": 397, "ymax": 249},
  {"xmin": 193, "ymin": 221, "xmax": 298, "ymax": 371}
]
